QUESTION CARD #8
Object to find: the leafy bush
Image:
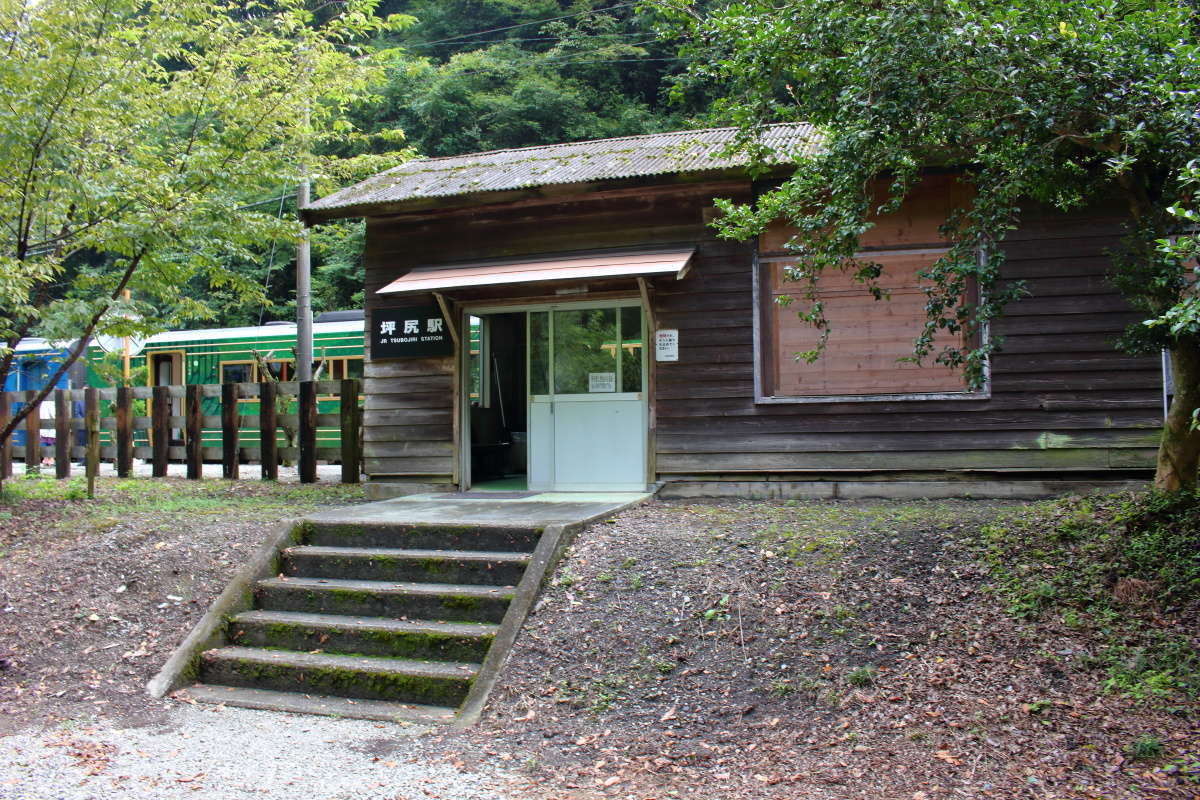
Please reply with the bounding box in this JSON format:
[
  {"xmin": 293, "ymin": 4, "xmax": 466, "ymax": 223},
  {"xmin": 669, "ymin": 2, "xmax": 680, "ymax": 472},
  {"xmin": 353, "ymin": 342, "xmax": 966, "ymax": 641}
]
[{"xmin": 980, "ymin": 491, "xmax": 1199, "ymax": 700}]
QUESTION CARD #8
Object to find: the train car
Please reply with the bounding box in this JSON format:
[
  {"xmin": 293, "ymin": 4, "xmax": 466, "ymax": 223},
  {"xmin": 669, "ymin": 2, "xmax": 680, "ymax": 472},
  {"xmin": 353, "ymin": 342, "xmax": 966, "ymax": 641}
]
[
  {"xmin": 2, "ymin": 338, "xmax": 77, "ymax": 448},
  {"xmin": 87, "ymin": 313, "xmax": 365, "ymax": 454}
]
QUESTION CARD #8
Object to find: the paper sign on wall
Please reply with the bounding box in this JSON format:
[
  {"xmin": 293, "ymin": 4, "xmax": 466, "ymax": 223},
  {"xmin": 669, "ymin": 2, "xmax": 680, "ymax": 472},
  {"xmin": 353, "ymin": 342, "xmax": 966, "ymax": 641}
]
[
  {"xmin": 588, "ymin": 372, "xmax": 616, "ymax": 393},
  {"xmin": 655, "ymin": 329, "xmax": 679, "ymax": 362}
]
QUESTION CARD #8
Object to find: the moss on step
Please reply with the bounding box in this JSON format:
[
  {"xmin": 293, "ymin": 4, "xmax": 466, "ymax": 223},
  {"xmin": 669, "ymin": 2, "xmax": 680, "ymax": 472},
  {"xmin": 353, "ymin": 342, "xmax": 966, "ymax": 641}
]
[{"xmin": 209, "ymin": 655, "xmax": 473, "ymax": 705}]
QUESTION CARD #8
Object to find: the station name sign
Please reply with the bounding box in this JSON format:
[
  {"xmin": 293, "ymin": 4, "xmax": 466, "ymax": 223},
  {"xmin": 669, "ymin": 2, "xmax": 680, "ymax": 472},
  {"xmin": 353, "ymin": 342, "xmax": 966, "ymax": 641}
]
[{"xmin": 372, "ymin": 306, "xmax": 453, "ymax": 359}]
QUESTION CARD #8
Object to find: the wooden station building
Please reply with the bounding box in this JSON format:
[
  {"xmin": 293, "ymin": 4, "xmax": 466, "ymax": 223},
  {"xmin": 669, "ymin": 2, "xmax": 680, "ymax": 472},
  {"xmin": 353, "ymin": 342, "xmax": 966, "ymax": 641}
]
[{"xmin": 303, "ymin": 124, "xmax": 1164, "ymax": 499}]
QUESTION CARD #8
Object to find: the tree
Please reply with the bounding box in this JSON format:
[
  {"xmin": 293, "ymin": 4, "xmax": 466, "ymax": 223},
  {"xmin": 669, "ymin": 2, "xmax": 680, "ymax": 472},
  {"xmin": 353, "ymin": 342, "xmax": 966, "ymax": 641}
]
[
  {"xmin": 655, "ymin": 0, "xmax": 1200, "ymax": 490},
  {"xmin": 0, "ymin": 0, "xmax": 406, "ymax": 449}
]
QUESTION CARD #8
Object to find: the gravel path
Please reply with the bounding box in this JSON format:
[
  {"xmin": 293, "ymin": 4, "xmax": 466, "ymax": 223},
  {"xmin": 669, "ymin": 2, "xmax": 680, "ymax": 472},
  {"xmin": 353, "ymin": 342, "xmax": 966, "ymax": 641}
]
[{"xmin": 0, "ymin": 705, "xmax": 517, "ymax": 800}]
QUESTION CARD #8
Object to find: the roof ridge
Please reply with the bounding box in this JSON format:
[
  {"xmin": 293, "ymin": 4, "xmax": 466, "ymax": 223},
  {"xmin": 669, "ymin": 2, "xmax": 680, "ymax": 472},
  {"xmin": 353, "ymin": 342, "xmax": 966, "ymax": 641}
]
[{"xmin": 381, "ymin": 122, "xmax": 810, "ymax": 171}]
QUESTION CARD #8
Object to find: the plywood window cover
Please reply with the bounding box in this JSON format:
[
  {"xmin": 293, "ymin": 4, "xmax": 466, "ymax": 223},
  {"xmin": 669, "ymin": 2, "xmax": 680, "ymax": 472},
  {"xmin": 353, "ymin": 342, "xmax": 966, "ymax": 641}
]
[
  {"xmin": 754, "ymin": 251, "xmax": 991, "ymax": 405},
  {"xmin": 377, "ymin": 248, "xmax": 694, "ymax": 294}
]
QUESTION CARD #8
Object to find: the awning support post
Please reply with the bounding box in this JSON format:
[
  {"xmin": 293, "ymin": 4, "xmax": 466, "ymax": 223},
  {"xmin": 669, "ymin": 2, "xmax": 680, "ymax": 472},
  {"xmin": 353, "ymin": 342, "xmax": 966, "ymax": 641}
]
[{"xmin": 433, "ymin": 292, "xmax": 460, "ymax": 350}]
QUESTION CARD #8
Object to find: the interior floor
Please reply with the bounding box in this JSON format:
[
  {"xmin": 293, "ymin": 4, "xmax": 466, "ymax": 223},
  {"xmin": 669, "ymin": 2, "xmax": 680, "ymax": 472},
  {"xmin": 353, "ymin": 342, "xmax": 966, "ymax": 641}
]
[{"xmin": 471, "ymin": 475, "xmax": 528, "ymax": 492}]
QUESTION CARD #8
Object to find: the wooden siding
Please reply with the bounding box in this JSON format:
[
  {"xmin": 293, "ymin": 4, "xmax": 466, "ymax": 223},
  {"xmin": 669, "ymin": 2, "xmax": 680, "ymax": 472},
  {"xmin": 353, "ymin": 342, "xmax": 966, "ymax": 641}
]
[
  {"xmin": 361, "ymin": 177, "xmax": 1161, "ymax": 485},
  {"xmin": 656, "ymin": 203, "xmax": 1160, "ymax": 477}
]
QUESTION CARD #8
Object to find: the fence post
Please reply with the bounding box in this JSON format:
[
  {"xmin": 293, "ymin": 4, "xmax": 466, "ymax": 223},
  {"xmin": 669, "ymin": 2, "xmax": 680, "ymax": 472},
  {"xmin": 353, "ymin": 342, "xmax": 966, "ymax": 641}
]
[
  {"xmin": 54, "ymin": 390, "xmax": 70, "ymax": 479},
  {"xmin": 151, "ymin": 386, "xmax": 169, "ymax": 477},
  {"xmin": 186, "ymin": 384, "xmax": 202, "ymax": 480},
  {"xmin": 24, "ymin": 390, "xmax": 40, "ymax": 474},
  {"xmin": 115, "ymin": 386, "xmax": 132, "ymax": 478},
  {"xmin": 221, "ymin": 382, "xmax": 239, "ymax": 480},
  {"xmin": 260, "ymin": 381, "xmax": 277, "ymax": 481},
  {"xmin": 0, "ymin": 392, "xmax": 11, "ymax": 480},
  {"xmin": 340, "ymin": 378, "xmax": 361, "ymax": 484},
  {"xmin": 85, "ymin": 388, "xmax": 99, "ymax": 498},
  {"xmin": 298, "ymin": 380, "xmax": 317, "ymax": 484}
]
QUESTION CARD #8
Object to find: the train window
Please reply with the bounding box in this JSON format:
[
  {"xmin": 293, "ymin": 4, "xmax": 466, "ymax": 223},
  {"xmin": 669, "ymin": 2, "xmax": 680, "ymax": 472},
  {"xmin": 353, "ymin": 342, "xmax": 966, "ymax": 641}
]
[
  {"xmin": 346, "ymin": 358, "xmax": 364, "ymax": 379},
  {"xmin": 221, "ymin": 363, "xmax": 252, "ymax": 384}
]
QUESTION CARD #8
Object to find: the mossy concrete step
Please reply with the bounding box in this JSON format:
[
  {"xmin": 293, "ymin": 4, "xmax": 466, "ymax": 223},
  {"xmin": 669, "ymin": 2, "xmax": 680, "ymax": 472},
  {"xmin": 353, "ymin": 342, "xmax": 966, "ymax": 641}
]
[
  {"xmin": 302, "ymin": 520, "xmax": 541, "ymax": 553},
  {"xmin": 199, "ymin": 646, "xmax": 479, "ymax": 706},
  {"xmin": 255, "ymin": 576, "xmax": 515, "ymax": 623},
  {"xmin": 229, "ymin": 610, "xmax": 498, "ymax": 661},
  {"xmin": 282, "ymin": 546, "xmax": 530, "ymax": 586},
  {"xmin": 183, "ymin": 683, "xmax": 457, "ymax": 724}
]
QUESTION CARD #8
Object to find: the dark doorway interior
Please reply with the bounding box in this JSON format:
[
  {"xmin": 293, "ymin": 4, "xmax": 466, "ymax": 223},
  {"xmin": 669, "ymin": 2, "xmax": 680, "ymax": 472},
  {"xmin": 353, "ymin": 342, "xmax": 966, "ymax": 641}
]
[{"xmin": 469, "ymin": 312, "xmax": 528, "ymax": 488}]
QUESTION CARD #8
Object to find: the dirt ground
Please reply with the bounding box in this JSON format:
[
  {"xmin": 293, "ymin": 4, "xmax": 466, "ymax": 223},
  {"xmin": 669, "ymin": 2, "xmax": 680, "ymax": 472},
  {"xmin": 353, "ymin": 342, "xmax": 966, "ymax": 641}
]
[
  {"xmin": 0, "ymin": 475, "xmax": 367, "ymax": 735},
  {"xmin": 420, "ymin": 498, "xmax": 1199, "ymax": 800},
  {"xmin": 0, "ymin": 485, "xmax": 1196, "ymax": 799}
]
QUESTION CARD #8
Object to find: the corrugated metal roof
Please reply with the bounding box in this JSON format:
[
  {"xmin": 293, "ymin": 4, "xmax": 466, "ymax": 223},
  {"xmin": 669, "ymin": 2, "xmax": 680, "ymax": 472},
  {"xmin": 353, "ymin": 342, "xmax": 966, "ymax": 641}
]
[
  {"xmin": 307, "ymin": 123, "xmax": 819, "ymax": 217},
  {"xmin": 379, "ymin": 248, "xmax": 695, "ymax": 294}
]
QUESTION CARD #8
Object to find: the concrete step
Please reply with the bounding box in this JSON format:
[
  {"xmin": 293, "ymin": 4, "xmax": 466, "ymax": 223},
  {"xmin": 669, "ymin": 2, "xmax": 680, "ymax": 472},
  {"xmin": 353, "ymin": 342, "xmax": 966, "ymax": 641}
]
[
  {"xmin": 302, "ymin": 520, "xmax": 541, "ymax": 553},
  {"xmin": 183, "ymin": 683, "xmax": 458, "ymax": 724},
  {"xmin": 199, "ymin": 646, "xmax": 479, "ymax": 706},
  {"xmin": 229, "ymin": 609, "xmax": 498, "ymax": 662},
  {"xmin": 282, "ymin": 545, "xmax": 530, "ymax": 586},
  {"xmin": 255, "ymin": 576, "xmax": 515, "ymax": 623}
]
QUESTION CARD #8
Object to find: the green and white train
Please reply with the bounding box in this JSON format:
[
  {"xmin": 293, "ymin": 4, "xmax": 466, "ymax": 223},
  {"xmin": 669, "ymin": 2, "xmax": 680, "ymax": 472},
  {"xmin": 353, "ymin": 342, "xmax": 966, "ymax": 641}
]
[{"xmin": 86, "ymin": 312, "xmax": 365, "ymax": 452}]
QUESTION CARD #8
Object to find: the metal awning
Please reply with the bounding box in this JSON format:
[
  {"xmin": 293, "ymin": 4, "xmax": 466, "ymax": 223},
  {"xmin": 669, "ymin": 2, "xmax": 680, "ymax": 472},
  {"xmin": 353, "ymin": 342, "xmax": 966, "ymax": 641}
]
[{"xmin": 377, "ymin": 248, "xmax": 695, "ymax": 294}]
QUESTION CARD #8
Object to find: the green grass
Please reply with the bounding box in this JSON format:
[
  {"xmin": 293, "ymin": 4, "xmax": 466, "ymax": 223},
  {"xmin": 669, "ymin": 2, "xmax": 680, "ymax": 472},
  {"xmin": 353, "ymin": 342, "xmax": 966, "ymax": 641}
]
[
  {"xmin": 980, "ymin": 490, "xmax": 1200, "ymax": 701},
  {"xmin": 0, "ymin": 474, "xmax": 365, "ymax": 527}
]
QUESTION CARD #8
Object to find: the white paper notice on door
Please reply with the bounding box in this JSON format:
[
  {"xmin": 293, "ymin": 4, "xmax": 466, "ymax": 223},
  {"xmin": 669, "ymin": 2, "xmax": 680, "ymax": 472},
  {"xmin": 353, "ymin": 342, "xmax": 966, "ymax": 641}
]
[{"xmin": 588, "ymin": 372, "xmax": 616, "ymax": 393}]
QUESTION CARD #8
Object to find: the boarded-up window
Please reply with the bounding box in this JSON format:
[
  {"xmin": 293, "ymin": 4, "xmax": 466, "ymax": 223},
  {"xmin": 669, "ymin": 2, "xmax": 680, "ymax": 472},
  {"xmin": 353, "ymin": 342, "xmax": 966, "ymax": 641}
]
[{"xmin": 762, "ymin": 249, "xmax": 971, "ymax": 398}]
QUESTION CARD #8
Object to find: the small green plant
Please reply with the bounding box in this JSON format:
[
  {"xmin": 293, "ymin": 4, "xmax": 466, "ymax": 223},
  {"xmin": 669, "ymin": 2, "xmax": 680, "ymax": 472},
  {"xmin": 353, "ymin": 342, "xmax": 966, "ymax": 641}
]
[
  {"xmin": 628, "ymin": 573, "xmax": 644, "ymax": 590},
  {"xmin": 621, "ymin": 557, "xmax": 637, "ymax": 568},
  {"xmin": 596, "ymin": 571, "xmax": 613, "ymax": 583},
  {"xmin": 553, "ymin": 569, "xmax": 578, "ymax": 588},
  {"xmin": 846, "ymin": 665, "xmax": 877, "ymax": 687},
  {"xmin": 1126, "ymin": 735, "xmax": 1164, "ymax": 760},
  {"xmin": 701, "ymin": 594, "xmax": 730, "ymax": 621},
  {"xmin": 767, "ymin": 679, "xmax": 796, "ymax": 697}
]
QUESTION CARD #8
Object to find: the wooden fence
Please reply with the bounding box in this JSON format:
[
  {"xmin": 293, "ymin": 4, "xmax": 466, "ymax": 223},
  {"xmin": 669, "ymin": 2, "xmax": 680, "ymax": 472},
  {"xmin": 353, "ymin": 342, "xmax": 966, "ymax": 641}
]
[{"xmin": 0, "ymin": 379, "xmax": 362, "ymax": 494}]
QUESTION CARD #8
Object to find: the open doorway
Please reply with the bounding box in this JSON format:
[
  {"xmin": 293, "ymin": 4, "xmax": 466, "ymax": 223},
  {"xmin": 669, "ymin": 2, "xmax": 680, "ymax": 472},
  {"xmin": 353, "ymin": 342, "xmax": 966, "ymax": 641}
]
[{"xmin": 467, "ymin": 312, "xmax": 528, "ymax": 490}]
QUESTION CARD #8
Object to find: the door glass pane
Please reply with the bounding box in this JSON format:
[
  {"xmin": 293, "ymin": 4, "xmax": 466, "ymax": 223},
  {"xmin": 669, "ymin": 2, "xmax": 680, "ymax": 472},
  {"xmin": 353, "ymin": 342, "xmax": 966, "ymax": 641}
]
[
  {"xmin": 553, "ymin": 308, "xmax": 618, "ymax": 394},
  {"xmin": 620, "ymin": 306, "xmax": 643, "ymax": 392},
  {"xmin": 529, "ymin": 311, "xmax": 549, "ymax": 395},
  {"xmin": 468, "ymin": 316, "xmax": 484, "ymax": 404}
]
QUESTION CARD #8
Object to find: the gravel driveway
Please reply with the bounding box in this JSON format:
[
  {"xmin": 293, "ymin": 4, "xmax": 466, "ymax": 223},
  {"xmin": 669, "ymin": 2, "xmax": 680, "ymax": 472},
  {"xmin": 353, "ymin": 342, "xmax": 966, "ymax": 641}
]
[{"xmin": 0, "ymin": 705, "xmax": 517, "ymax": 800}]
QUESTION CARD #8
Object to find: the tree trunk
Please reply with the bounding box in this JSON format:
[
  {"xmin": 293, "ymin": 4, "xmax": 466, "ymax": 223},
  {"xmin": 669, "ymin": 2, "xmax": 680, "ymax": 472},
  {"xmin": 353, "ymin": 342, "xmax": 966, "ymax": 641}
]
[{"xmin": 1155, "ymin": 340, "xmax": 1200, "ymax": 492}]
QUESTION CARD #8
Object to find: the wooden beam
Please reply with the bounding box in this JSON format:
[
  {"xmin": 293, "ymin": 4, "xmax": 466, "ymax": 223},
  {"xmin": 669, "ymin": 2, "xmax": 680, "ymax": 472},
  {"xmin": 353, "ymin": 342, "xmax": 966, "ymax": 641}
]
[
  {"xmin": 221, "ymin": 382, "xmax": 240, "ymax": 480},
  {"xmin": 0, "ymin": 392, "xmax": 10, "ymax": 480},
  {"xmin": 186, "ymin": 384, "xmax": 203, "ymax": 480},
  {"xmin": 433, "ymin": 292, "xmax": 460, "ymax": 349},
  {"xmin": 340, "ymin": 378, "xmax": 362, "ymax": 484},
  {"xmin": 260, "ymin": 381, "xmax": 278, "ymax": 481},
  {"xmin": 23, "ymin": 390, "xmax": 39, "ymax": 473},
  {"xmin": 85, "ymin": 388, "xmax": 99, "ymax": 498},
  {"xmin": 298, "ymin": 380, "xmax": 317, "ymax": 483},
  {"xmin": 54, "ymin": 390, "xmax": 70, "ymax": 479},
  {"xmin": 115, "ymin": 387, "xmax": 132, "ymax": 478},
  {"xmin": 151, "ymin": 386, "xmax": 169, "ymax": 477}
]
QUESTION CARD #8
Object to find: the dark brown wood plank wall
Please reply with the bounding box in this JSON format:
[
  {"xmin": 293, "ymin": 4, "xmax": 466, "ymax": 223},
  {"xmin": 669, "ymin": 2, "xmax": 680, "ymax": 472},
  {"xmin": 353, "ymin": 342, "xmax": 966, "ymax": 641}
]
[
  {"xmin": 361, "ymin": 177, "xmax": 1162, "ymax": 484},
  {"xmin": 654, "ymin": 205, "xmax": 1162, "ymax": 476},
  {"xmin": 361, "ymin": 181, "xmax": 745, "ymax": 480}
]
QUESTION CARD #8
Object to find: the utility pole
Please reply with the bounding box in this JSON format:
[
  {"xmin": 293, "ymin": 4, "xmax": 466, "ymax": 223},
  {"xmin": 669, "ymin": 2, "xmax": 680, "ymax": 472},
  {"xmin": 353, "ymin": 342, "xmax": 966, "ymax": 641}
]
[{"xmin": 295, "ymin": 178, "xmax": 313, "ymax": 382}]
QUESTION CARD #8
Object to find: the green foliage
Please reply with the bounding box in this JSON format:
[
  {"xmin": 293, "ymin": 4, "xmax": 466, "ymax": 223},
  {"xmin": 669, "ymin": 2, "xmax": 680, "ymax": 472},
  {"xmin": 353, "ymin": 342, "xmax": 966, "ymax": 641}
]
[
  {"xmin": 0, "ymin": 0, "xmax": 408, "ymax": 421},
  {"xmin": 980, "ymin": 491, "xmax": 1200, "ymax": 700},
  {"xmin": 1126, "ymin": 735, "xmax": 1165, "ymax": 761},
  {"xmin": 658, "ymin": 0, "xmax": 1200, "ymax": 390},
  {"xmin": 361, "ymin": 1, "xmax": 700, "ymax": 158}
]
